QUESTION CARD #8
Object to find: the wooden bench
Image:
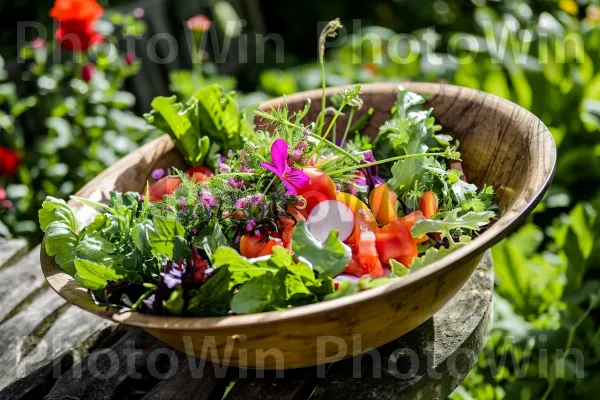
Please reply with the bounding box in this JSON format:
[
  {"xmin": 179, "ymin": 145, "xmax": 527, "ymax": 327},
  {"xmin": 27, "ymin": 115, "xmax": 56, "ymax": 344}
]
[{"xmin": 0, "ymin": 238, "xmax": 492, "ymax": 399}]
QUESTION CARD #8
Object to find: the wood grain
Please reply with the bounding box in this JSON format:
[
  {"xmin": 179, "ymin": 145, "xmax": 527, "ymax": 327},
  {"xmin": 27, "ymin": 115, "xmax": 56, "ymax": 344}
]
[{"xmin": 40, "ymin": 82, "xmax": 556, "ymax": 369}]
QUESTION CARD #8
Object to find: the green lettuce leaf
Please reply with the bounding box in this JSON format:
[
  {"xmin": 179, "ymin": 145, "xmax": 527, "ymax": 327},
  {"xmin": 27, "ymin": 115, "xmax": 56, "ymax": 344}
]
[
  {"xmin": 44, "ymin": 220, "xmax": 79, "ymax": 275},
  {"xmin": 73, "ymin": 257, "xmax": 127, "ymax": 291},
  {"xmin": 39, "ymin": 196, "xmax": 77, "ymax": 232},
  {"xmin": 291, "ymin": 220, "xmax": 352, "ymax": 278}
]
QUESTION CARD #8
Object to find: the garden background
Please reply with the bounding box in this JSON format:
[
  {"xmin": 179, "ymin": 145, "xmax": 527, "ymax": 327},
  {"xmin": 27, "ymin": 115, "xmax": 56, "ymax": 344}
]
[{"xmin": 1, "ymin": 0, "xmax": 600, "ymax": 398}]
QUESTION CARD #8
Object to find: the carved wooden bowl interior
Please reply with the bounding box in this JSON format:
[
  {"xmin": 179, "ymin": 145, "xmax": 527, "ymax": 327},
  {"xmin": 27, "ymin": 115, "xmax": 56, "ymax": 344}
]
[{"xmin": 41, "ymin": 83, "xmax": 556, "ymax": 368}]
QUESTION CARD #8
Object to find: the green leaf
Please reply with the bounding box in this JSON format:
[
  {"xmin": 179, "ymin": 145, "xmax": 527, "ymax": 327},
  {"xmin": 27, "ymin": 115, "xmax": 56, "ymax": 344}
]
[
  {"xmin": 193, "ymin": 220, "xmax": 229, "ymax": 256},
  {"xmin": 412, "ymin": 210, "xmax": 495, "ymax": 240},
  {"xmin": 231, "ymin": 270, "xmax": 286, "ymax": 314},
  {"xmin": 44, "ymin": 220, "xmax": 79, "ymax": 275},
  {"xmin": 292, "ymin": 220, "xmax": 352, "ymax": 278},
  {"xmin": 39, "ymin": 197, "xmax": 77, "ymax": 232},
  {"xmin": 148, "ymin": 216, "xmax": 185, "ymax": 258},
  {"xmin": 188, "ymin": 266, "xmax": 233, "ymax": 316},
  {"xmin": 323, "ymin": 280, "xmax": 359, "ymax": 300},
  {"xmin": 73, "ymin": 257, "xmax": 126, "ymax": 291},
  {"xmin": 390, "ymin": 259, "xmax": 410, "ymax": 276},
  {"xmin": 163, "ymin": 287, "xmax": 185, "ymax": 315}
]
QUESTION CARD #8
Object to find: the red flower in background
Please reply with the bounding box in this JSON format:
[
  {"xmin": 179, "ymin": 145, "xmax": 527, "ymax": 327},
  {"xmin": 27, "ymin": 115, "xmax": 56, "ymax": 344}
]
[
  {"xmin": 50, "ymin": 0, "xmax": 104, "ymax": 51},
  {"xmin": 0, "ymin": 146, "xmax": 22, "ymax": 176},
  {"xmin": 81, "ymin": 64, "xmax": 94, "ymax": 82}
]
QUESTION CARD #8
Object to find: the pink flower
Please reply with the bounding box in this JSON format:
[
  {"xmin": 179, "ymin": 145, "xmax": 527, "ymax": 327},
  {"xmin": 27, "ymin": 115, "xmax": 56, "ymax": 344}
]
[
  {"xmin": 235, "ymin": 198, "xmax": 248, "ymax": 210},
  {"xmin": 0, "ymin": 188, "xmax": 6, "ymax": 201},
  {"xmin": 186, "ymin": 14, "xmax": 211, "ymax": 33},
  {"xmin": 32, "ymin": 38, "xmax": 46, "ymax": 49},
  {"xmin": 260, "ymin": 139, "xmax": 309, "ymax": 196},
  {"xmin": 219, "ymin": 164, "xmax": 231, "ymax": 173},
  {"xmin": 133, "ymin": 7, "xmax": 144, "ymax": 19}
]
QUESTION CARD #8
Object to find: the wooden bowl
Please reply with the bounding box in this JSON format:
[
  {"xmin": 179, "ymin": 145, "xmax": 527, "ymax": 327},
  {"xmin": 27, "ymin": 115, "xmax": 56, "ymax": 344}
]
[{"xmin": 41, "ymin": 83, "xmax": 556, "ymax": 369}]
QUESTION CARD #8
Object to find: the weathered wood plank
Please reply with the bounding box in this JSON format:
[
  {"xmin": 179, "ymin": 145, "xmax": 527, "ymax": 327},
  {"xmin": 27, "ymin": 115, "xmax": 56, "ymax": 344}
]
[
  {"xmin": 0, "ymin": 238, "xmax": 28, "ymax": 270},
  {"xmin": 0, "ymin": 288, "xmax": 65, "ymax": 393},
  {"xmin": 44, "ymin": 328, "xmax": 173, "ymax": 400},
  {"xmin": 225, "ymin": 368, "xmax": 318, "ymax": 400},
  {"xmin": 141, "ymin": 352, "xmax": 224, "ymax": 400},
  {"xmin": 0, "ymin": 246, "xmax": 47, "ymax": 322},
  {"xmin": 308, "ymin": 252, "xmax": 494, "ymax": 400}
]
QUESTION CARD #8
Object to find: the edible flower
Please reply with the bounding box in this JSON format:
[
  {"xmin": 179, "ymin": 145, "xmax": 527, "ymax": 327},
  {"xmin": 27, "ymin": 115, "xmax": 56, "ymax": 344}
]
[{"xmin": 261, "ymin": 139, "xmax": 309, "ymax": 196}]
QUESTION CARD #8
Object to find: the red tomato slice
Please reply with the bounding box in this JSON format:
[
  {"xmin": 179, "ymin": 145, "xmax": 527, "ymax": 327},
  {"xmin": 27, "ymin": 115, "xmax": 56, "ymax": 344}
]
[
  {"xmin": 368, "ymin": 183, "xmax": 398, "ymax": 226},
  {"xmin": 419, "ymin": 191, "xmax": 439, "ymax": 219},
  {"xmin": 258, "ymin": 238, "xmax": 284, "ymax": 256},
  {"xmin": 374, "ymin": 220, "xmax": 418, "ymax": 267},
  {"xmin": 357, "ymin": 231, "xmax": 384, "ymax": 277},
  {"xmin": 345, "ymin": 257, "xmax": 369, "ymax": 277},
  {"xmin": 296, "ymin": 168, "xmax": 336, "ymax": 217},
  {"xmin": 148, "ymin": 176, "xmax": 182, "ymax": 202},
  {"xmin": 186, "ymin": 166, "xmax": 214, "ymax": 183},
  {"xmin": 397, "ymin": 211, "xmax": 428, "ymax": 244}
]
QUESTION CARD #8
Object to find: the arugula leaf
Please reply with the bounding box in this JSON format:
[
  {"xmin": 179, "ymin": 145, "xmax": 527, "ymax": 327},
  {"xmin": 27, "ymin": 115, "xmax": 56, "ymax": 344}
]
[
  {"xmin": 147, "ymin": 216, "xmax": 186, "ymax": 258},
  {"xmin": 39, "ymin": 197, "xmax": 77, "ymax": 232},
  {"xmin": 412, "ymin": 210, "xmax": 495, "ymax": 242},
  {"xmin": 73, "ymin": 257, "xmax": 127, "ymax": 291},
  {"xmin": 187, "ymin": 266, "xmax": 233, "ymax": 316},
  {"xmin": 292, "ymin": 220, "xmax": 352, "ymax": 278},
  {"xmin": 44, "ymin": 220, "xmax": 79, "ymax": 275}
]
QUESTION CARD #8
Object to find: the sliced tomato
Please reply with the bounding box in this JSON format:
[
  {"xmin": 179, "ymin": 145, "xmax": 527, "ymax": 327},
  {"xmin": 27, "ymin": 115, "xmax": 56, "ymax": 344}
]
[
  {"xmin": 345, "ymin": 257, "xmax": 369, "ymax": 277},
  {"xmin": 186, "ymin": 166, "xmax": 214, "ymax": 183},
  {"xmin": 397, "ymin": 211, "xmax": 428, "ymax": 244},
  {"xmin": 374, "ymin": 220, "xmax": 418, "ymax": 267},
  {"xmin": 148, "ymin": 176, "xmax": 182, "ymax": 202},
  {"xmin": 419, "ymin": 191, "xmax": 439, "ymax": 219},
  {"xmin": 296, "ymin": 168, "xmax": 336, "ymax": 217},
  {"xmin": 357, "ymin": 230, "xmax": 384, "ymax": 277},
  {"xmin": 368, "ymin": 183, "xmax": 398, "ymax": 226}
]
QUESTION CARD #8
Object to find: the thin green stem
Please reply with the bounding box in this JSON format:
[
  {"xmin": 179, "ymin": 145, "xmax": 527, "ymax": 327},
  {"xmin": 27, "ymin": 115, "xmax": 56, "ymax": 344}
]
[
  {"xmin": 340, "ymin": 108, "xmax": 355, "ymax": 147},
  {"xmin": 329, "ymin": 152, "xmax": 447, "ymax": 176},
  {"xmin": 263, "ymin": 175, "xmax": 278, "ymax": 194},
  {"xmin": 214, "ymin": 172, "xmax": 255, "ymax": 179},
  {"xmin": 317, "ymin": 52, "xmax": 327, "ymax": 137},
  {"xmin": 314, "ymin": 102, "xmax": 346, "ymax": 154}
]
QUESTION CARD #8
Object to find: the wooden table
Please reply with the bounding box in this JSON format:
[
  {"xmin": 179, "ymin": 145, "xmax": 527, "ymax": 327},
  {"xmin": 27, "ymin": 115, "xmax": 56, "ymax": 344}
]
[{"xmin": 0, "ymin": 239, "xmax": 493, "ymax": 400}]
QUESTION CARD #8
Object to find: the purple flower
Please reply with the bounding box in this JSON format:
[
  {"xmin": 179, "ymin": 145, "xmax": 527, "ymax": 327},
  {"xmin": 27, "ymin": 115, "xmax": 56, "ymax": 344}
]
[
  {"xmin": 228, "ymin": 150, "xmax": 234, "ymax": 157},
  {"xmin": 200, "ymin": 191, "xmax": 217, "ymax": 208},
  {"xmin": 235, "ymin": 198, "xmax": 248, "ymax": 210},
  {"xmin": 151, "ymin": 168, "xmax": 165, "ymax": 179},
  {"xmin": 240, "ymin": 162, "xmax": 255, "ymax": 174},
  {"xmin": 240, "ymin": 150, "xmax": 248, "ymax": 158},
  {"xmin": 246, "ymin": 220, "xmax": 257, "ymax": 232},
  {"xmin": 227, "ymin": 178, "xmax": 244, "ymax": 189},
  {"xmin": 260, "ymin": 139, "xmax": 310, "ymax": 196},
  {"xmin": 303, "ymin": 129, "xmax": 312, "ymax": 136},
  {"xmin": 296, "ymin": 141, "xmax": 309, "ymax": 151},
  {"xmin": 219, "ymin": 164, "xmax": 231, "ymax": 173},
  {"xmin": 250, "ymin": 193, "xmax": 263, "ymax": 205}
]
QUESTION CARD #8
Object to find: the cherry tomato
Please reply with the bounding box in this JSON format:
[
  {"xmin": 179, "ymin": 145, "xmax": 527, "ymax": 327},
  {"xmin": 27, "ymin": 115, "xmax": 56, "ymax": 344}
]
[
  {"xmin": 186, "ymin": 166, "xmax": 214, "ymax": 183},
  {"xmin": 357, "ymin": 230, "xmax": 384, "ymax": 277},
  {"xmin": 148, "ymin": 176, "xmax": 181, "ymax": 202},
  {"xmin": 419, "ymin": 191, "xmax": 439, "ymax": 219},
  {"xmin": 374, "ymin": 220, "xmax": 418, "ymax": 267},
  {"xmin": 296, "ymin": 168, "xmax": 336, "ymax": 217}
]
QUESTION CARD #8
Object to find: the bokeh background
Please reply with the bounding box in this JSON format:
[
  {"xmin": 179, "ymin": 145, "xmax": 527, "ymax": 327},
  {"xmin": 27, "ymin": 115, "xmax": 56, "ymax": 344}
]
[{"xmin": 2, "ymin": 0, "xmax": 600, "ymax": 398}]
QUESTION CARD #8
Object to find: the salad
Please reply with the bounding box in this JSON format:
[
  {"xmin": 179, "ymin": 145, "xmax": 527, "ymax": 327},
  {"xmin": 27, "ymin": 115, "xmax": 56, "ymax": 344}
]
[{"xmin": 39, "ymin": 22, "xmax": 497, "ymax": 317}]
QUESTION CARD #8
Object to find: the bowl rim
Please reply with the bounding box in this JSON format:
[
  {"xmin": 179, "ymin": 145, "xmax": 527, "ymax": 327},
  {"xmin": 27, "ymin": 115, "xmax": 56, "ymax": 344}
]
[{"xmin": 41, "ymin": 82, "xmax": 556, "ymax": 330}]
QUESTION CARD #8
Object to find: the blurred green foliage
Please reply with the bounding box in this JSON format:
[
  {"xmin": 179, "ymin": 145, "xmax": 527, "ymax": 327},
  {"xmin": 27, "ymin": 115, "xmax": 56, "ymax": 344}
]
[
  {"xmin": 0, "ymin": 12, "xmax": 158, "ymax": 241},
  {"xmin": 251, "ymin": 0, "xmax": 600, "ymax": 397}
]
